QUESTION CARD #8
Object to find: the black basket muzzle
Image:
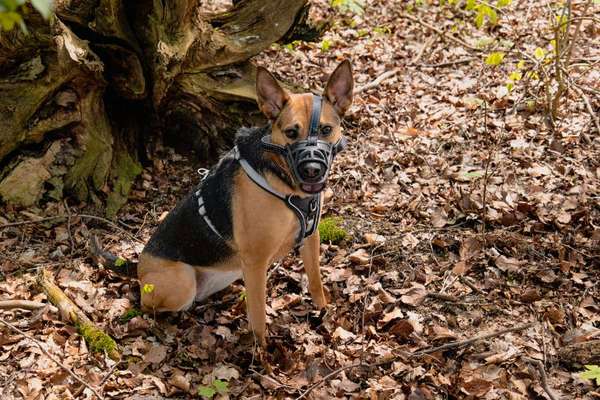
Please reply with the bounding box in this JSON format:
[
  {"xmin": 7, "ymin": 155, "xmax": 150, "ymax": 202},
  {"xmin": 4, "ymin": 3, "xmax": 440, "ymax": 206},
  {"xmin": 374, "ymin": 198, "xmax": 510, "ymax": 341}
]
[{"xmin": 261, "ymin": 95, "xmax": 347, "ymax": 193}]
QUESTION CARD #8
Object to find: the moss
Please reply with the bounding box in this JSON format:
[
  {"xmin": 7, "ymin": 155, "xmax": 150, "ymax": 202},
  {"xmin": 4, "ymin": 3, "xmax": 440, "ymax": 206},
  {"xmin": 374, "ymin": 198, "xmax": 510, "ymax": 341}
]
[
  {"xmin": 105, "ymin": 145, "xmax": 142, "ymax": 218},
  {"xmin": 119, "ymin": 308, "xmax": 142, "ymax": 324},
  {"xmin": 77, "ymin": 322, "xmax": 119, "ymax": 359},
  {"xmin": 318, "ymin": 217, "xmax": 347, "ymax": 244}
]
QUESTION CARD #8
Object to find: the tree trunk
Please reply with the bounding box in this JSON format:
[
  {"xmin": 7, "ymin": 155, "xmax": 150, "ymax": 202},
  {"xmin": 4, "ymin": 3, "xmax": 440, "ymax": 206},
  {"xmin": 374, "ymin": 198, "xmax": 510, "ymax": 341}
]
[{"xmin": 0, "ymin": 0, "xmax": 315, "ymax": 216}]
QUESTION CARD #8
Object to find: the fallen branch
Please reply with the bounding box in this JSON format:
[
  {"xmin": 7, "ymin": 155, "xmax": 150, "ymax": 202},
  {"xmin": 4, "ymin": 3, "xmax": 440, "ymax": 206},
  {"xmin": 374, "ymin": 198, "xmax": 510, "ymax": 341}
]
[
  {"xmin": 0, "ymin": 317, "xmax": 105, "ymax": 400},
  {"xmin": 0, "ymin": 300, "xmax": 58, "ymax": 313},
  {"xmin": 523, "ymin": 357, "xmax": 559, "ymax": 400},
  {"xmin": 37, "ymin": 269, "xmax": 120, "ymax": 361},
  {"xmin": 412, "ymin": 322, "xmax": 534, "ymax": 356},
  {"xmin": 354, "ymin": 68, "xmax": 399, "ymax": 94}
]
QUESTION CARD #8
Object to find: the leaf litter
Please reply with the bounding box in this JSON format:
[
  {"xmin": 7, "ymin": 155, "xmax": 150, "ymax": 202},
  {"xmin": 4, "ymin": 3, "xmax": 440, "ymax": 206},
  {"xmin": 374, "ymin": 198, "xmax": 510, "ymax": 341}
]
[{"xmin": 1, "ymin": 0, "xmax": 600, "ymax": 398}]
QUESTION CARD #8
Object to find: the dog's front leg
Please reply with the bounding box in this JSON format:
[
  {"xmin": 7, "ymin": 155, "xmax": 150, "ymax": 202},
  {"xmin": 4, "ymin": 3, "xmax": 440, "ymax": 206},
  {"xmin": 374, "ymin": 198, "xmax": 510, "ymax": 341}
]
[
  {"xmin": 300, "ymin": 230, "xmax": 327, "ymax": 309},
  {"xmin": 241, "ymin": 260, "xmax": 268, "ymax": 347}
]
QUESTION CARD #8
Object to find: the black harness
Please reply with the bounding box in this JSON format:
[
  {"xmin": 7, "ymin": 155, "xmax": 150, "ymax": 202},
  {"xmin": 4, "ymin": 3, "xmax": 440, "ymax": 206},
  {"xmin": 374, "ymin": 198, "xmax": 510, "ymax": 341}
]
[{"xmin": 197, "ymin": 94, "xmax": 346, "ymax": 249}]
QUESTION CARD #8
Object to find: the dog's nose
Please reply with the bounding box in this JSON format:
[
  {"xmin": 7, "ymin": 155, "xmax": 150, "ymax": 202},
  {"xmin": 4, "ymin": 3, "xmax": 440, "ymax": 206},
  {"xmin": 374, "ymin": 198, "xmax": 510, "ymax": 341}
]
[{"xmin": 301, "ymin": 162, "xmax": 324, "ymax": 180}]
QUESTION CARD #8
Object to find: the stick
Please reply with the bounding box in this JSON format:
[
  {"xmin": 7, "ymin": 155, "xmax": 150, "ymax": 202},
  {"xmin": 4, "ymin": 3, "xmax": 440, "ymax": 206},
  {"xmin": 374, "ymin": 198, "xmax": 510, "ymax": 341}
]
[
  {"xmin": 399, "ymin": 12, "xmax": 482, "ymax": 52},
  {"xmin": 294, "ymin": 362, "xmax": 362, "ymax": 400},
  {"xmin": 0, "ymin": 317, "xmax": 105, "ymax": 400},
  {"xmin": 572, "ymin": 84, "xmax": 600, "ymax": 136},
  {"xmin": 422, "ymin": 57, "xmax": 476, "ymax": 68},
  {"xmin": 0, "ymin": 213, "xmax": 142, "ymax": 242},
  {"xmin": 0, "ymin": 300, "xmax": 58, "ymax": 313},
  {"xmin": 427, "ymin": 292, "xmax": 461, "ymax": 302},
  {"xmin": 411, "ymin": 36, "xmax": 435, "ymax": 64},
  {"xmin": 0, "ymin": 215, "xmax": 65, "ymax": 229},
  {"xmin": 412, "ymin": 322, "xmax": 534, "ymax": 356},
  {"xmin": 37, "ymin": 269, "xmax": 121, "ymax": 361},
  {"xmin": 523, "ymin": 357, "xmax": 559, "ymax": 400},
  {"xmin": 354, "ymin": 68, "xmax": 399, "ymax": 94}
]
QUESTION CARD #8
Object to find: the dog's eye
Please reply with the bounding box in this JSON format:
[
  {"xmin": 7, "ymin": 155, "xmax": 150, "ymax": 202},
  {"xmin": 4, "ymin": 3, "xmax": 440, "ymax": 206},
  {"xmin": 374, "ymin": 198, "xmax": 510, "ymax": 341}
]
[
  {"xmin": 321, "ymin": 125, "xmax": 333, "ymax": 136},
  {"xmin": 285, "ymin": 128, "xmax": 299, "ymax": 139}
]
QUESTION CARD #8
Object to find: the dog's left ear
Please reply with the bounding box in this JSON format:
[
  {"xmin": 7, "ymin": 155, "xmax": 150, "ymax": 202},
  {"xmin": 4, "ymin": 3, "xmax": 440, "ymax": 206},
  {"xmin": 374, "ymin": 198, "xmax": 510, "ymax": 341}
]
[{"xmin": 324, "ymin": 59, "xmax": 354, "ymax": 116}]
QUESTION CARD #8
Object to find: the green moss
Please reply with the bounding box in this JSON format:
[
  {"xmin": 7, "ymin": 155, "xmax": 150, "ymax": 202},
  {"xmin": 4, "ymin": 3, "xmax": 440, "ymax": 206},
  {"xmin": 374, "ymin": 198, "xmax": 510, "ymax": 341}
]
[
  {"xmin": 119, "ymin": 308, "xmax": 142, "ymax": 324},
  {"xmin": 105, "ymin": 146, "xmax": 142, "ymax": 218},
  {"xmin": 77, "ymin": 322, "xmax": 118, "ymax": 358},
  {"xmin": 318, "ymin": 217, "xmax": 347, "ymax": 244}
]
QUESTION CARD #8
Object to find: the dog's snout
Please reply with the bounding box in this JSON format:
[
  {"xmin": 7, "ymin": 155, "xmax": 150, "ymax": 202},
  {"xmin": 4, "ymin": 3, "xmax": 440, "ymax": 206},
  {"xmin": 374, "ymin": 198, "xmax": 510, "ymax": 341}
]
[{"xmin": 301, "ymin": 162, "xmax": 324, "ymax": 180}]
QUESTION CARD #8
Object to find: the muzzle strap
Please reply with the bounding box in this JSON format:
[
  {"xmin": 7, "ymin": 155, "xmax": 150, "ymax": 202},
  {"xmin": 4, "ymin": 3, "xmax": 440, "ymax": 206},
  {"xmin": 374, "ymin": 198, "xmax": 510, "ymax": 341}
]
[{"xmin": 308, "ymin": 95, "xmax": 323, "ymax": 144}]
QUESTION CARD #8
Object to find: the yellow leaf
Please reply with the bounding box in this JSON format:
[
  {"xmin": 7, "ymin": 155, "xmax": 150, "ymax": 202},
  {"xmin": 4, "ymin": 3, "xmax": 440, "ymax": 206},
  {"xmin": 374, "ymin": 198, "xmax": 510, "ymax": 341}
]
[
  {"xmin": 508, "ymin": 71, "xmax": 522, "ymax": 81},
  {"xmin": 516, "ymin": 59, "xmax": 526, "ymax": 69},
  {"xmin": 485, "ymin": 52, "xmax": 505, "ymax": 66},
  {"xmin": 142, "ymin": 283, "xmax": 155, "ymax": 294},
  {"xmin": 533, "ymin": 47, "xmax": 545, "ymax": 60}
]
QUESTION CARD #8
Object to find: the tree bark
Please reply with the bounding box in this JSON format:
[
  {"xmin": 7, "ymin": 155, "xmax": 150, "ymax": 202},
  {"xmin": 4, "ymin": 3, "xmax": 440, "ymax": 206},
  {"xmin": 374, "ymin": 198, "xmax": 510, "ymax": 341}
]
[{"xmin": 0, "ymin": 0, "xmax": 315, "ymax": 216}]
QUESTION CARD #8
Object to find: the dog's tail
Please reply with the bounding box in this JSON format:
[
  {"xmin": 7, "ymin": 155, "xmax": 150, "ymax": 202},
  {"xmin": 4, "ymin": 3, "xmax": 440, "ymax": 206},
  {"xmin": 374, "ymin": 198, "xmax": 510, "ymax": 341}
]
[{"xmin": 90, "ymin": 236, "xmax": 138, "ymax": 277}]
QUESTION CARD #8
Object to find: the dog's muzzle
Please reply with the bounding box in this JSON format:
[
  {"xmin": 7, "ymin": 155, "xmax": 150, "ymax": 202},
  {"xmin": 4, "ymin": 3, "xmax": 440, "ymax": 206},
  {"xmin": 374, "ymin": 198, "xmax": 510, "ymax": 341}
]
[{"xmin": 261, "ymin": 95, "xmax": 347, "ymax": 194}]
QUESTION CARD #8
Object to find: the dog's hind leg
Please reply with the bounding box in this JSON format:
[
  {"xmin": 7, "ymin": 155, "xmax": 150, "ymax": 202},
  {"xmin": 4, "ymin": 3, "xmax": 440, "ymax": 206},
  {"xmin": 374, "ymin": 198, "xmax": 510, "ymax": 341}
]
[
  {"xmin": 300, "ymin": 230, "xmax": 327, "ymax": 309},
  {"xmin": 138, "ymin": 253, "xmax": 197, "ymax": 312}
]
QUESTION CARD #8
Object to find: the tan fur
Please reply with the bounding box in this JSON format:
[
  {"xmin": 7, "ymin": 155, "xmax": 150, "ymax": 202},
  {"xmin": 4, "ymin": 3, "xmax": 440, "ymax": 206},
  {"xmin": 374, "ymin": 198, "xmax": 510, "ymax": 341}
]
[{"xmin": 137, "ymin": 61, "xmax": 353, "ymax": 346}]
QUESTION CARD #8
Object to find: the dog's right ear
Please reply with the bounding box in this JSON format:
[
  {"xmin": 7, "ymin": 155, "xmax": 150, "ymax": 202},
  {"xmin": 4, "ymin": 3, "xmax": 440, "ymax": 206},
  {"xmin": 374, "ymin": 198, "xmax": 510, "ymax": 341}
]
[{"xmin": 256, "ymin": 67, "xmax": 289, "ymax": 120}]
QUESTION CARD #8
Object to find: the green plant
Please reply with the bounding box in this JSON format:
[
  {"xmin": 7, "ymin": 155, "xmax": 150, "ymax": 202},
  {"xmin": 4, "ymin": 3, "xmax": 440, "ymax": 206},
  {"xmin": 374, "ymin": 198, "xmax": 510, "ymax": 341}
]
[
  {"xmin": 482, "ymin": 0, "xmax": 594, "ymax": 127},
  {"xmin": 439, "ymin": 0, "xmax": 513, "ymax": 29},
  {"xmin": 330, "ymin": 0, "xmax": 364, "ymax": 15},
  {"xmin": 0, "ymin": 0, "xmax": 52, "ymax": 31},
  {"xmin": 119, "ymin": 309, "xmax": 142, "ymax": 324},
  {"xmin": 198, "ymin": 379, "xmax": 229, "ymax": 399},
  {"xmin": 580, "ymin": 365, "xmax": 600, "ymax": 385},
  {"xmin": 318, "ymin": 217, "xmax": 347, "ymax": 244}
]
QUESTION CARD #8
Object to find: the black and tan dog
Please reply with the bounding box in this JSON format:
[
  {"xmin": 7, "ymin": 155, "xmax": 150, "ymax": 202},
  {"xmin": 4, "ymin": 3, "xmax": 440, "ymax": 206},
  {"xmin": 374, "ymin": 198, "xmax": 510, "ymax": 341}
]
[{"xmin": 93, "ymin": 60, "xmax": 354, "ymax": 345}]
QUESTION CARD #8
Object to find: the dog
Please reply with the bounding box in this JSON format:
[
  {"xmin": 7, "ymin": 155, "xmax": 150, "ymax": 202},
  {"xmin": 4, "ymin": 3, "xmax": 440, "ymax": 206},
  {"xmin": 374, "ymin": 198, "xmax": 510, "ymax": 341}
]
[{"xmin": 92, "ymin": 60, "xmax": 354, "ymax": 346}]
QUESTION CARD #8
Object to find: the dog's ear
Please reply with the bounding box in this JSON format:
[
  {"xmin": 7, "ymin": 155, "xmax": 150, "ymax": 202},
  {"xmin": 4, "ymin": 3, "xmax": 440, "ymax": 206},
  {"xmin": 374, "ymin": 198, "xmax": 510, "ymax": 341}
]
[
  {"xmin": 324, "ymin": 59, "xmax": 354, "ymax": 116},
  {"xmin": 256, "ymin": 66, "xmax": 289, "ymax": 120}
]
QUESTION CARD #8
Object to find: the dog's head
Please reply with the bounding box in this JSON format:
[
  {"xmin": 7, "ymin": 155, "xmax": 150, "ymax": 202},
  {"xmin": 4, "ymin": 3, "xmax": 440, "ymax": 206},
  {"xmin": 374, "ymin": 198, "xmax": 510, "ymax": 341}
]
[{"xmin": 255, "ymin": 60, "xmax": 354, "ymax": 194}]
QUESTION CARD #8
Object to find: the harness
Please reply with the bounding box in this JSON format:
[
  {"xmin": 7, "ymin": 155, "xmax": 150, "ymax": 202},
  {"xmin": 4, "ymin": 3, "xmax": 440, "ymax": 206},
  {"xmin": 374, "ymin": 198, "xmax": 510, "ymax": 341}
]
[
  {"xmin": 196, "ymin": 94, "xmax": 346, "ymax": 249},
  {"xmin": 196, "ymin": 153, "xmax": 320, "ymax": 249}
]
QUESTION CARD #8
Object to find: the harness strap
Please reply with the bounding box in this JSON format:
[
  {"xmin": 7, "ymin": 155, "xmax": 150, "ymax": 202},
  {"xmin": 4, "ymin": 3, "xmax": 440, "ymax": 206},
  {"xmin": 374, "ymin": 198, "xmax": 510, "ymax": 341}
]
[
  {"xmin": 233, "ymin": 146, "xmax": 320, "ymax": 249},
  {"xmin": 196, "ymin": 188, "xmax": 225, "ymax": 240}
]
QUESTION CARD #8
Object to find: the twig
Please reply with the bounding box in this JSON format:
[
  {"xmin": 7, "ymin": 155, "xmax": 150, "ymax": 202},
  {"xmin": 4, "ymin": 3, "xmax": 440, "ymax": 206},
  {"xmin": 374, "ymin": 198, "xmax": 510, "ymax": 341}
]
[
  {"xmin": 0, "ymin": 317, "xmax": 105, "ymax": 400},
  {"xmin": 399, "ymin": 12, "xmax": 482, "ymax": 52},
  {"xmin": 411, "ymin": 36, "xmax": 435, "ymax": 65},
  {"xmin": 427, "ymin": 292, "xmax": 461, "ymax": 302},
  {"xmin": 459, "ymin": 276, "xmax": 485, "ymax": 295},
  {"xmin": 523, "ymin": 357, "xmax": 559, "ymax": 400},
  {"xmin": 0, "ymin": 215, "xmax": 65, "ymax": 229},
  {"xmin": 422, "ymin": 57, "xmax": 476, "ymax": 68},
  {"xmin": 63, "ymin": 200, "xmax": 75, "ymax": 254},
  {"xmin": 354, "ymin": 68, "xmax": 399, "ymax": 94},
  {"xmin": 481, "ymin": 102, "xmax": 494, "ymax": 236},
  {"xmin": 0, "ymin": 213, "xmax": 142, "ymax": 242},
  {"xmin": 572, "ymin": 84, "xmax": 600, "ymax": 136},
  {"xmin": 412, "ymin": 322, "xmax": 534, "ymax": 356},
  {"xmin": 294, "ymin": 362, "xmax": 362, "ymax": 400},
  {"xmin": 0, "ymin": 300, "xmax": 57, "ymax": 313}
]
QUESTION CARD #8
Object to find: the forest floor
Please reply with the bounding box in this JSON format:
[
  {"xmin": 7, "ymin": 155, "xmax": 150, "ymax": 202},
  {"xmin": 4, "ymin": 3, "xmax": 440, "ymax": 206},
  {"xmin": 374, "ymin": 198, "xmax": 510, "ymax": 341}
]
[{"xmin": 1, "ymin": 0, "xmax": 599, "ymax": 399}]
